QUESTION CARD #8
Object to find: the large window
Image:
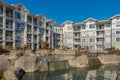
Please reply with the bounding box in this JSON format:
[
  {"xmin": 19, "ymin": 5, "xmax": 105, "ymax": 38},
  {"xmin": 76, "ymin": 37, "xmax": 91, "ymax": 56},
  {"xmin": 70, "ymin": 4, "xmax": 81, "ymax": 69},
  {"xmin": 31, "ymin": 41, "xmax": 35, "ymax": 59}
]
[
  {"xmin": 15, "ymin": 12, "xmax": 21, "ymax": 20},
  {"xmin": 89, "ymin": 24, "xmax": 95, "ymax": 29},
  {"xmin": 116, "ymin": 21, "xmax": 120, "ymax": 27},
  {"xmin": 116, "ymin": 30, "xmax": 120, "ymax": 34},
  {"xmin": 67, "ymin": 26, "xmax": 73, "ymax": 30},
  {"xmin": 116, "ymin": 37, "xmax": 120, "ymax": 42},
  {"xmin": 106, "ymin": 23, "xmax": 111, "ymax": 27}
]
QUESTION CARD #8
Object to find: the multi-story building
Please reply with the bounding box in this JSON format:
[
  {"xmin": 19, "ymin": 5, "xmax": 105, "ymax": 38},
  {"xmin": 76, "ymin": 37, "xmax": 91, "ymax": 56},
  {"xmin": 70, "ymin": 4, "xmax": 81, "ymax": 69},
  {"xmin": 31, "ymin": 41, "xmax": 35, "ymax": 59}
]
[
  {"xmin": 62, "ymin": 14, "xmax": 120, "ymax": 51},
  {"xmin": 0, "ymin": 2, "xmax": 55, "ymax": 50},
  {"xmin": 0, "ymin": 1, "xmax": 120, "ymax": 51}
]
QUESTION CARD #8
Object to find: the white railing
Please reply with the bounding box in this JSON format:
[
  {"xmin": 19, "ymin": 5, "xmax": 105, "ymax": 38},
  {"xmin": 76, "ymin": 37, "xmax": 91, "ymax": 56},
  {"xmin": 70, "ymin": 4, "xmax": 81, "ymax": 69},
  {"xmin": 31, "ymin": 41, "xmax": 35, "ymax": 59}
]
[{"xmin": 6, "ymin": 36, "xmax": 13, "ymax": 41}]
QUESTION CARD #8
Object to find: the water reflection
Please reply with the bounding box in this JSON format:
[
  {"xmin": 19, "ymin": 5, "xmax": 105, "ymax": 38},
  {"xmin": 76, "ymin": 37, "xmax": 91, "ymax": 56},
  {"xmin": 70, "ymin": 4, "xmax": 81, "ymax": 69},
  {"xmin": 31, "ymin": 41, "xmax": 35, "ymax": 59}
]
[{"xmin": 22, "ymin": 64, "xmax": 120, "ymax": 80}]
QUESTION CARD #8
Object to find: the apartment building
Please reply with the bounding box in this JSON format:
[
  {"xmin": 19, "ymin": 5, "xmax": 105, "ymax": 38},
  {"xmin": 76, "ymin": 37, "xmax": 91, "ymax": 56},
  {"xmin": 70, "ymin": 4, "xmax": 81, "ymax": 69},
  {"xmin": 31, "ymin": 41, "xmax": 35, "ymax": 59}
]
[
  {"xmin": 62, "ymin": 14, "xmax": 120, "ymax": 51},
  {"xmin": 0, "ymin": 2, "xmax": 55, "ymax": 50}
]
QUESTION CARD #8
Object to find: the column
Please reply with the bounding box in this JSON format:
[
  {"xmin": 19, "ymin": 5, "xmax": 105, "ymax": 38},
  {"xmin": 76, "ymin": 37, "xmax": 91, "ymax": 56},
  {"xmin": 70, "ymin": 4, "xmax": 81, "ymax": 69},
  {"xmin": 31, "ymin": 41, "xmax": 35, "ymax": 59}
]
[
  {"xmin": 3, "ymin": 6, "xmax": 6, "ymax": 48},
  {"xmin": 12, "ymin": 9, "xmax": 16, "ymax": 49}
]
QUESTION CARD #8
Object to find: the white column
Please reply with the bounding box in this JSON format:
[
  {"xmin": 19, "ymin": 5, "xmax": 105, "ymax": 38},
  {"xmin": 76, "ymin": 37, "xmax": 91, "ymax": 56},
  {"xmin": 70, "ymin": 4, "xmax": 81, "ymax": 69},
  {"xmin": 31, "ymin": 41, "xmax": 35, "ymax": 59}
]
[
  {"xmin": 37, "ymin": 19, "xmax": 39, "ymax": 49},
  {"xmin": 12, "ymin": 10, "xmax": 16, "ymax": 49},
  {"xmin": 23, "ymin": 13, "xmax": 27, "ymax": 46},
  {"xmin": 31, "ymin": 17, "xmax": 34, "ymax": 50},
  {"xmin": 3, "ymin": 6, "xmax": 6, "ymax": 48}
]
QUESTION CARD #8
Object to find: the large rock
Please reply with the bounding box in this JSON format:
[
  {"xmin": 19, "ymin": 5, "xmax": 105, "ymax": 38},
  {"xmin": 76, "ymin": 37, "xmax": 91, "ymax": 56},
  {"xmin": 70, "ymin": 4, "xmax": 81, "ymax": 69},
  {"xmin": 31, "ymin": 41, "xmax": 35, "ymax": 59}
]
[
  {"xmin": 25, "ymin": 50, "xmax": 35, "ymax": 56},
  {"xmin": 15, "ymin": 56, "xmax": 41, "ymax": 72},
  {"xmin": 116, "ymin": 73, "xmax": 120, "ymax": 80},
  {"xmin": 0, "ymin": 56, "xmax": 11, "ymax": 72},
  {"xmin": 4, "ymin": 67, "xmax": 25, "ymax": 80},
  {"xmin": 98, "ymin": 54, "xmax": 120, "ymax": 64},
  {"xmin": 39, "ymin": 61, "xmax": 68, "ymax": 71},
  {"xmin": 68, "ymin": 55, "xmax": 88, "ymax": 68},
  {"xmin": 9, "ymin": 50, "xmax": 25, "ymax": 59},
  {"xmin": 35, "ymin": 50, "xmax": 49, "ymax": 56}
]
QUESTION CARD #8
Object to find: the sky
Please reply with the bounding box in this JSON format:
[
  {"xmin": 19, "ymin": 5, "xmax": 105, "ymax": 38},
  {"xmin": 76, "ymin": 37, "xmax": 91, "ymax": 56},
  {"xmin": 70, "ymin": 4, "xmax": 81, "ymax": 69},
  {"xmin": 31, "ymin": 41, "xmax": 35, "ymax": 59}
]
[{"xmin": 2, "ymin": 0, "xmax": 120, "ymax": 24}]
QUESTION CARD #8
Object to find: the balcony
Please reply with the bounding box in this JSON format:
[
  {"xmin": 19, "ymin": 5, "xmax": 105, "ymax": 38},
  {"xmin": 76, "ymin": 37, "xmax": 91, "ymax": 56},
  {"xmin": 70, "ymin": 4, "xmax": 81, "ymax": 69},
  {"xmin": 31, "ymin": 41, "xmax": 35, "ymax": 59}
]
[
  {"xmin": 0, "ymin": 35, "xmax": 2, "ymax": 41},
  {"xmin": 74, "ymin": 35, "xmax": 80, "ymax": 38},
  {"xmin": 34, "ymin": 31, "xmax": 37, "ymax": 34},
  {"xmin": 97, "ymin": 41, "xmax": 104, "ymax": 45},
  {"xmin": 27, "ymin": 16, "xmax": 32, "ymax": 24},
  {"xmin": 0, "ymin": 6, "xmax": 3, "ymax": 15},
  {"xmin": 74, "ymin": 41, "xmax": 80, "ymax": 45},
  {"xmin": 27, "ymin": 39, "xmax": 32, "ymax": 43},
  {"xmin": 6, "ymin": 36, "xmax": 13, "ymax": 41},
  {"xmin": 97, "ymin": 34, "xmax": 104, "ymax": 37},
  {"xmin": 0, "ymin": 24, "xmax": 2, "ymax": 29},
  {"xmin": 27, "ymin": 30, "xmax": 32, "ymax": 34},
  {"xmin": 6, "ymin": 25, "xmax": 13, "ymax": 30},
  {"xmin": 33, "ymin": 39, "xmax": 37, "ymax": 43}
]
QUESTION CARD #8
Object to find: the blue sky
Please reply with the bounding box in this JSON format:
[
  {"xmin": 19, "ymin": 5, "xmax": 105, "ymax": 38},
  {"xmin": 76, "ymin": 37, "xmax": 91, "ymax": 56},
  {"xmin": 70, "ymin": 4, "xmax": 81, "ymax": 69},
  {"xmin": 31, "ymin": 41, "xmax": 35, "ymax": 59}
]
[{"xmin": 2, "ymin": 0, "xmax": 120, "ymax": 24}]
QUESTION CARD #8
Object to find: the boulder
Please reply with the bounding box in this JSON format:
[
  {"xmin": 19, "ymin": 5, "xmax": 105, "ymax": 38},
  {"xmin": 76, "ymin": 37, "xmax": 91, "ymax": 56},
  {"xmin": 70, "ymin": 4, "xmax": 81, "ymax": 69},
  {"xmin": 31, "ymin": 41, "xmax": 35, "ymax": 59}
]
[
  {"xmin": 15, "ymin": 56, "xmax": 41, "ymax": 72},
  {"xmin": 0, "ymin": 56, "xmax": 11, "ymax": 72},
  {"xmin": 25, "ymin": 50, "xmax": 35, "ymax": 56},
  {"xmin": 68, "ymin": 55, "xmax": 88, "ymax": 68},
  {"xmin": 35, "ymin": 50, "xmax": 48, "ymax": 56},
  {"xmin": 4, "ymin": 67, "xmax": 25, "ymax": 80},
  {"xmin": 98, "ymin": 54, "xmax": 120, "ymax": 64},
  {"xmin": 9, "ymin": 50, "xmax": 25, "ymax": 59},
  {"xmin": 39, "ymin": 61, "xmax": 68, "ymax": 71},
  {"xmin": 116, "ymin": 73, "xmax": 120, "ymax": 80}
]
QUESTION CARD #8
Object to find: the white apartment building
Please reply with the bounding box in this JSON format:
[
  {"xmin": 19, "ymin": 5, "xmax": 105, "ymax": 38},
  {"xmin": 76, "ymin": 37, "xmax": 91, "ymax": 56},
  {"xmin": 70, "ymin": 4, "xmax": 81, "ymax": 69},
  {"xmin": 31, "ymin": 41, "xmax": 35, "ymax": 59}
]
[
  {"xmin": 0, "ymin": 2, "xmax": 55, "ymax": 50},
  {"xmin": 62, "ymin": 14, "xmax": 120, "ymax": 51}
]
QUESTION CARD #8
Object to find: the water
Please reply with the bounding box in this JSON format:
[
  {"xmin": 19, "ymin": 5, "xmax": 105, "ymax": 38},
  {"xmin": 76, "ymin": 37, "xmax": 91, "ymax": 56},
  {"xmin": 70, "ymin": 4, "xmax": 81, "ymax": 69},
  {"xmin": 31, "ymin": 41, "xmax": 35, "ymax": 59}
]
[{"xmin": 22, "ymin": 64, "xmax": 120, "ymax": 80}]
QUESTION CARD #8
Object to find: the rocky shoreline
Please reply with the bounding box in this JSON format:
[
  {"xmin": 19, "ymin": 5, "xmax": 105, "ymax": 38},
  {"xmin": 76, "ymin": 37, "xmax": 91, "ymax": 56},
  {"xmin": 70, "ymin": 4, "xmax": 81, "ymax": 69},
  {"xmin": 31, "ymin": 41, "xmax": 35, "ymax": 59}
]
[
  {"xmin": 0, "ymin": 50, "xmax": 88, "ymax": 80},
  {"xmin": 1, "ymin": 50, "xmax": 120, "ymax": 80}
]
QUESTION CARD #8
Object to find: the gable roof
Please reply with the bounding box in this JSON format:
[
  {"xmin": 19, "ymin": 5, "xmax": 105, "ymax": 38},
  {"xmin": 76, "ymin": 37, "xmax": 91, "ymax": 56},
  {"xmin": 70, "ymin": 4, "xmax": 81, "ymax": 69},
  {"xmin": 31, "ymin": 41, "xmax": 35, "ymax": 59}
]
[
  {"xmin": 84, "ymin": 17, "xmax": 97, "ymax": 23},
  {"xmin": 110, "ymin": 14, "xmax": 120, "ymax": 20},
  {"xmin": 12, "ymin": 4, "xmax": 29, "ymax": 12}
]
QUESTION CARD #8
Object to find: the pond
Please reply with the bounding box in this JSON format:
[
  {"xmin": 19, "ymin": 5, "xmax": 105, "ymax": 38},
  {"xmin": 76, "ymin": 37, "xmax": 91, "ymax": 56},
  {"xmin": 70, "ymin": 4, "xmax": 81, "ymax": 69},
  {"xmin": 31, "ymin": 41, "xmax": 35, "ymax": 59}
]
[{"xmin": 21, "ymin": 59, "xmax": 120, "ymax": 80}]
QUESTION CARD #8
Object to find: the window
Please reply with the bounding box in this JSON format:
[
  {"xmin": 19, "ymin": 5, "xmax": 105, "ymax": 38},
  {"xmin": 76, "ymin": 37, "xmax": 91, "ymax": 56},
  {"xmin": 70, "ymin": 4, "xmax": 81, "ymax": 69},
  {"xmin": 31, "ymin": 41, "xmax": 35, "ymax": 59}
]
[
  {"xmin": 89, "ymin": 38, "xmax": 95, "ymax": 42},
  {"xmin": 89, "ymin": 24, "xmax": 95, "ymax": 29},
  {"xmin": 116, "ymin": 31, "xmax": 120, "ymax": 34},
  {"xmin": 106, "ymin": 23, "xmax": 111, "ymax": 27},
  {"xmin": 65, "ymin": 32, "xmax": 72, "ymax": 38},
  {"xmin": 105, "ymin": 30, "xmax": 111, "ymax": 35},
  {"xmin": 15, "ymin": 12, "xmax": 21, "ymax": 20},
  {"xmin": 116, "ymin": 21, "xmax": 120, "ymax": 27},
  {"xmin": 18, "ymin": 8, "xmax": 21, "ymax": 11},
  {"xmin": 82, "ymin": 26, "xmax": 86, "ymax": 29},
  {"xmin": 116, "ymin": 37, "xmax": 120, "ymax": 42},
  {"xmin": 67, "ymin": 26, "xmax": 72, "ymax": 30},
  {"xmin": 39, "ymin": 21, "xmax": 42, "ymax": 26}
]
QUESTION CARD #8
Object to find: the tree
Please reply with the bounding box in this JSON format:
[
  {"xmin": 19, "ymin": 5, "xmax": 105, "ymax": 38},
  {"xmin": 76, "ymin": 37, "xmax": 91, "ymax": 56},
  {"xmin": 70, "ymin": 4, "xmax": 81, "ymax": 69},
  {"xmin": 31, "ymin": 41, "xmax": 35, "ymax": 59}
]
[{"xmin": 41, "ymin": 41, "xmax": 49, "ymax": 49}]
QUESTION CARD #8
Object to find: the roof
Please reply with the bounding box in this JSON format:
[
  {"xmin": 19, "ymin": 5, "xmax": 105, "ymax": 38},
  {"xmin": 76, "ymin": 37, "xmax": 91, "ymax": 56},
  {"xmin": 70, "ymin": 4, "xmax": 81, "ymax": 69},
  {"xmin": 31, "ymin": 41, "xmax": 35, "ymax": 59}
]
[
  {"xmin": 110, "ymin": 14, "xmax": 120, "ymax": 20},
  {"xmin": 84, "ymin": 17, "xmax": 97, "ymax": 23}
]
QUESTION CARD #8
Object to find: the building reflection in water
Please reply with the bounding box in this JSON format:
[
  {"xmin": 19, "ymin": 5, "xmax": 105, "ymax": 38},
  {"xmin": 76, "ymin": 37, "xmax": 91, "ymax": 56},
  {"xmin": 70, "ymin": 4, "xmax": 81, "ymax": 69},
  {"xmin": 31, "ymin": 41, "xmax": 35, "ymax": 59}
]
[{"xmin": 22, "ymin": 64, "xmax": 120, "ymax": 80}]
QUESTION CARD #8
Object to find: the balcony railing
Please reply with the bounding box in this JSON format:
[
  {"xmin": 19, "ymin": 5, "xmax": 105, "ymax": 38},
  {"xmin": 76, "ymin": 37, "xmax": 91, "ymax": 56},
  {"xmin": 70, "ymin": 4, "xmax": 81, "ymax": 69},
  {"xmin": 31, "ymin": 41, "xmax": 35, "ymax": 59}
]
[
  {"xmin": 97, "ymin": 41, "xmax": 104, "ymax": 44},
  {"xmin": 0, "ymin": 24, "xmax": 2, "ymax": 29},
  {"xmin": 97, "ymin": 34, "xmax": 104, "ymax": 37},
  {"xmin": 27, "ymin": 30, "xmax": 32, "ymax": 34},
  {"xmin": 0, "ymin": 35, "xmax": 2, "ymax": 41},
  {"xmin": 27, "ymin": 39, "xmax": 31, "ymax": 43},
  {"xmin": 96, "ymin": 28, "xmax": 104, "ymax": 31},
  {"xmin": 27, "ymin": 20, "xmax": 32, "ymax": 24},
  {"xmin": 33, "ymin": 39, "xmax": 37, "ymax": 43},
  {"xmin": 74, "ymin": 35, "xmax": 80, "ymax": 38},
  {"xmin": 6, "ymin": 25, "xmax": 13, "ymax": 30},
  {"xmin": 6, "ymin": 13, "xmax": 13, "ymax": 18},
  {"xmin": 6, "ymin": 36, "xmax": 13, "ymax": 41}
]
